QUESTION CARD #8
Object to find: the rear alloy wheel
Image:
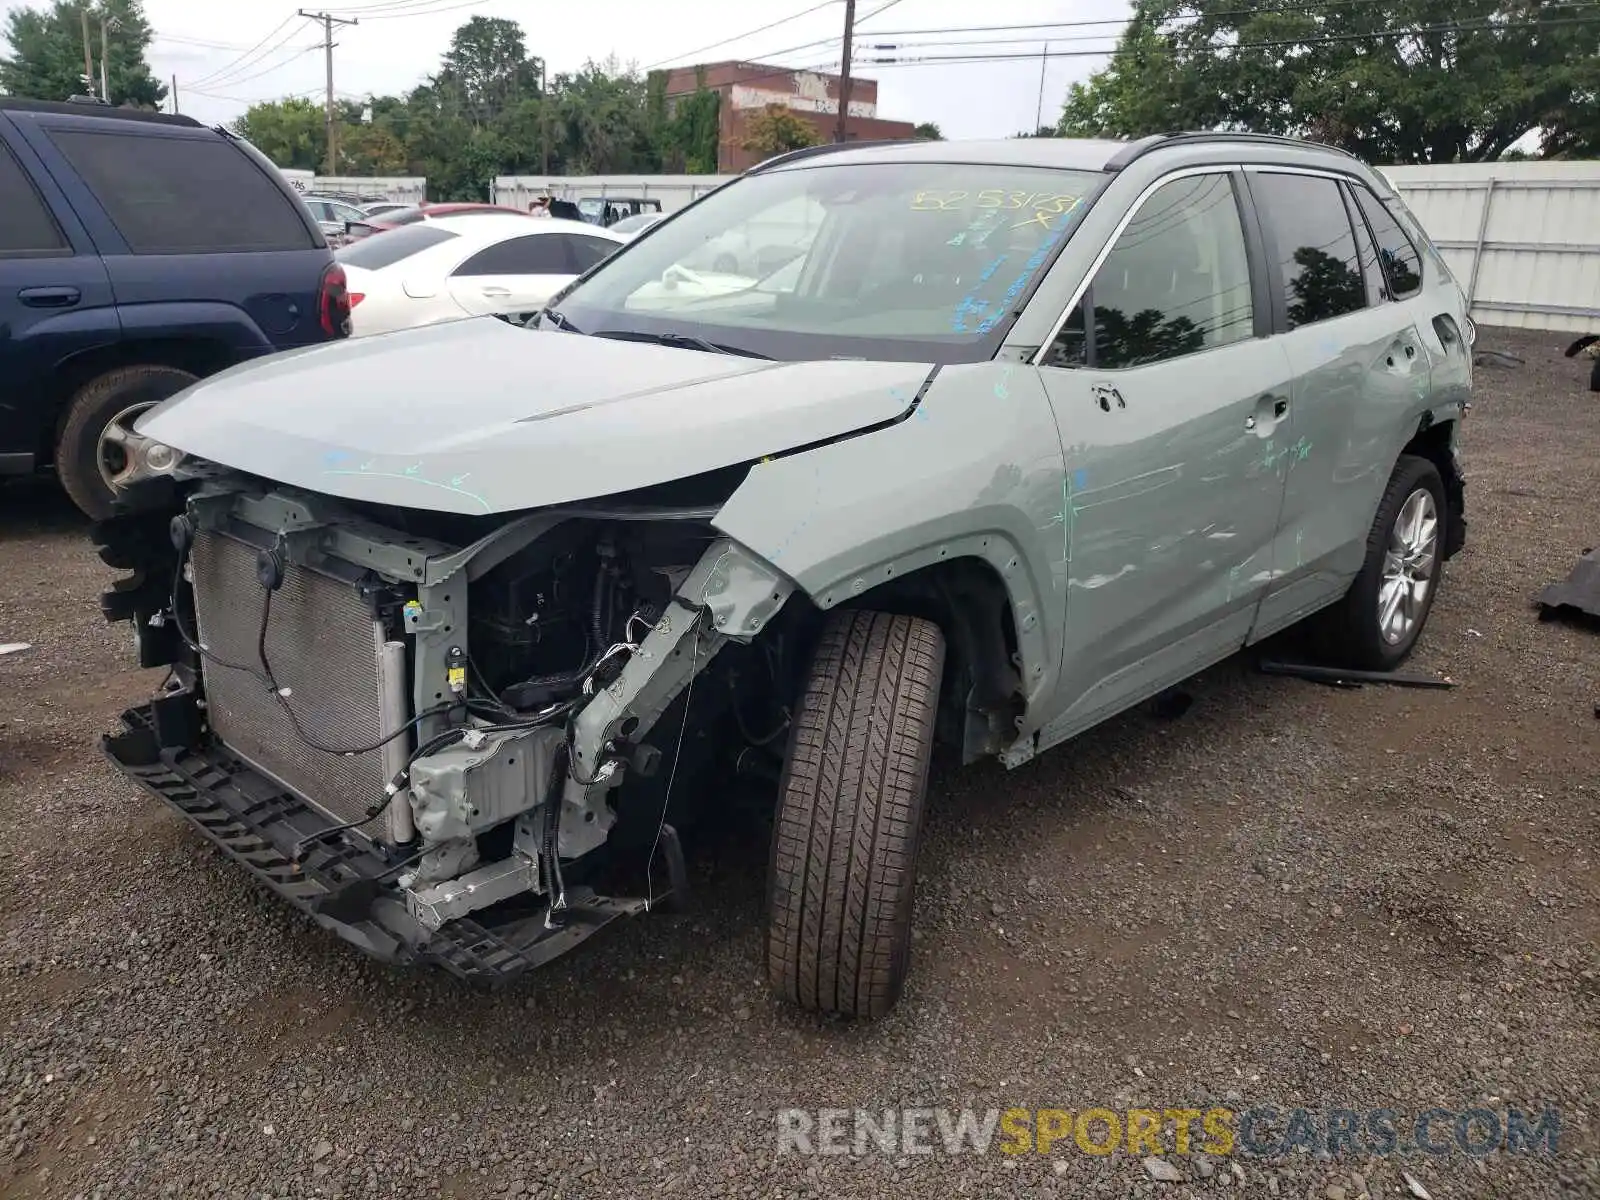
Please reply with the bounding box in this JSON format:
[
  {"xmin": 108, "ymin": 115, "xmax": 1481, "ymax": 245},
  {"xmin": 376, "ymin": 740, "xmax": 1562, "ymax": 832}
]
[
  {"xmin": 1311, "ymin": 453, "xmax": 1446, "ymax": 671},
  {"xmin": 56, "ymin": 364, "xmax": 198, "ymax": 520},
  {"xmin": 765, "ymin": 609, "xmax": 945, "ymax": 1020}
]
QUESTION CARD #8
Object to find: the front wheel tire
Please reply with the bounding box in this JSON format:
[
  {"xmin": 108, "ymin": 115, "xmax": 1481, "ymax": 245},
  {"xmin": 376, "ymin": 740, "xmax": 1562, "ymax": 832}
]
[
  {"xmin": 765, "ymin": 609, "xmax": 945, "ymax": 1020},
  {"xmin": 1311, "ymin": 452, "xmax": 1447, "ymax": 671},
  {"xmin": 55, "ymin": 364, "xmax": 199, "ymax": 520}
]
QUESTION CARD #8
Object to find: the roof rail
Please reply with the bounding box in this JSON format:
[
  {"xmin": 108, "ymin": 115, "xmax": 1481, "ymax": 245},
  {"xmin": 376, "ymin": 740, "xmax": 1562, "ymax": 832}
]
[
  {"xmin": 1104, "ymin": 130, "xmax": 1360, "ymax": 171},
  {"xmin": 0, "ymin": 96, "xmax": 202, "ymax": 128},
  {"xmin": 746, "ymin": 137, "xmax": 921, "ymax": 174}
]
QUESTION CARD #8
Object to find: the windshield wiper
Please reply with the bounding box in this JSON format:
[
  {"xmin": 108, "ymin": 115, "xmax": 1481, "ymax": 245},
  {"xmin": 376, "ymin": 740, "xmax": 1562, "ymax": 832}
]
[
  {"xmin": 591, "ymin": 329, "xmax": 772, "ymax": 360},
  {"xmin": 540, "ymin": 308, "xmax": 582, "ymax": 333}
]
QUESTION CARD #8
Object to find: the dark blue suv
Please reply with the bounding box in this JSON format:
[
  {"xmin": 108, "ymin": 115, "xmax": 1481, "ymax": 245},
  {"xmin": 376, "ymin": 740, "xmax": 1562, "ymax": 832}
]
[{"xmin": 0, "ymin": 97, "xmax": 351, "ymax": 518}]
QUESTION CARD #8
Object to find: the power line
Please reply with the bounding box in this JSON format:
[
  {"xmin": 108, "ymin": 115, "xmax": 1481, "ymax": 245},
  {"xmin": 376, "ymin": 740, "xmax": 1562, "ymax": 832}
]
[
  {"xmin": 642, "ymin": 0, "xmax": 842, "ymax": 72},
  {"xmin": 861, "ymin": 13, "xmax": 1600, "ymax": 65},
  {"xmin": 188, "ymin": 18, "xmax": 311, "ymax": 90},
  {"xmin": 357, "ymin": 0, "xmax": 495, "ymax": 21},
  {"xmin": 153, "ymin": 33, "xmax": 256, "ymax": 51},
  {"xmin": 185, "ymin": 16, "xmax": 301, "ymax": 89}
]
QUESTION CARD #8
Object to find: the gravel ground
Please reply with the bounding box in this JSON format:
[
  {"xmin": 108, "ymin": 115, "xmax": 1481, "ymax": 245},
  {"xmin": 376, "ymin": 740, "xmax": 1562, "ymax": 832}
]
[{"xmin": 2, "ymin": 326, "xmax": 1597, "ymax": 1200}]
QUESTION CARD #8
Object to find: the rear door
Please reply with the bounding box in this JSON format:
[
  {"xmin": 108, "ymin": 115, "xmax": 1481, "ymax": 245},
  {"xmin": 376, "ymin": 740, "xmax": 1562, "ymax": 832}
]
[
  {"xmin": 1242, "ymin": 167, "xmax": 1433, "ymax": 642},
  {"xmin": 0, "ymin": 121, "xmax": 117, "ymax": 473},
  {"xmin": 446, "ymin": 233, "xmax": 577, "ymax": 319},
  {"xmin": 8, "ymin": 112, "xmax": 332, "ymax": 354}
]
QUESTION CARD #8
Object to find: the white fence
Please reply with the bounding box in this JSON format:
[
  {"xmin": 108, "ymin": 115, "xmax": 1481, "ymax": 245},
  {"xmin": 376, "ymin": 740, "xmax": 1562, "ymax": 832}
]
[
  {"xmin": 1380, "ymin": 161, "xmax": 1600, "ymax": 333},
  {"xmin": 275, "ymin": 168, "xmax": 427, "ymax": 205},
  {"xmin": 492, "ymin": 174, "xmax": 730, "ymax": 214}
]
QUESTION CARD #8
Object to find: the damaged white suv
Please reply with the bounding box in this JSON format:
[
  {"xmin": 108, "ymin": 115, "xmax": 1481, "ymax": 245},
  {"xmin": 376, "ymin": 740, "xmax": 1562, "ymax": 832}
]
[{"xmin": 96, "ymin": 134, "xmax": 1468, "ymax": 1018}]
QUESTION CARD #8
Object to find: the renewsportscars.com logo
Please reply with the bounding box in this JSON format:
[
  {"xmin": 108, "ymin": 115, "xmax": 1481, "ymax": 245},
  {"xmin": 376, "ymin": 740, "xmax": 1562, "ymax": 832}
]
[{"xmin": 776, "ymin": 1106, "xmax": 1563, "ymax": 1159}]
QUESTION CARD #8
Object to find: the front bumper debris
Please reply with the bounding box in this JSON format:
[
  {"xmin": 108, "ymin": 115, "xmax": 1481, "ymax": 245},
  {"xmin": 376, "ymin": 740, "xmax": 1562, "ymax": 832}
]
[{"xmin": 102, "ymin": 704, "xmax": 650, "ymax": 984}]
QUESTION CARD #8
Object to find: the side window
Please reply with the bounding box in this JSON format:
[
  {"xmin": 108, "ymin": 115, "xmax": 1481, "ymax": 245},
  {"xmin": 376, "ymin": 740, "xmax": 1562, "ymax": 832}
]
[
  {"xmin": 1341, "ymin": 183, "xmax": 1387, "ymax": 307},
  {"xmin": 1252, "ymin": 172, "xmax": 1366, "ymax": 330},
  {"xmin": 1349, "ymin": 183, "xmax": 1422, "ymax": 299},
  {"xmin": 452, "ymin": 235, "xmax": 567, "ymax": 277},
  {"xmin": 1044, "ymin": 172, "xmax": 1254, "ymax": 370},
  {"xmin": 563, "ymin": 234, "xmax": 620, "ymax": 272},
  {"xmin": 47, "ymin": 129, "xmax": 315, "ymax": 253},
  {"xmin": 0, "ymin": 140, "xmax": 69, "ymax": 256}
]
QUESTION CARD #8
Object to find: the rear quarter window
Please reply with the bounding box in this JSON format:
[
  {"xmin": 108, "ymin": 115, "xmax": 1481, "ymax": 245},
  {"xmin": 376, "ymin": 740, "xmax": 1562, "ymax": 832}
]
[
  {"xmin": 46, "ymin": 128, "xmax": 315, "ymax": 254},
  {"xmin": 337, "ymin": 223, "xmax": 458, "ymax": 270},
  {"xmin": 0, "ymin": 139, "xmax": 68, "ymax": 257}
]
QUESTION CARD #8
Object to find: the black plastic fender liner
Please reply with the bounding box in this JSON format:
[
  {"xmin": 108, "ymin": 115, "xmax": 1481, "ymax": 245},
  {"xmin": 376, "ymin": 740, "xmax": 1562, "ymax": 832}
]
[
  {"xmin": 102, "ymin": 704, "xmax": 652, "ymax": 986},
  {"xmin": 1538, "ymin": 547, "xmax": 1600, "ymax": 625}
]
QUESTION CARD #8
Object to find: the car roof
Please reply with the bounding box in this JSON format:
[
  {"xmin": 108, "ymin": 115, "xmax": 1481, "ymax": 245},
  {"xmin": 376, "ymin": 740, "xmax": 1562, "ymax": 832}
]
[
  {"xmin": 752, "ymin": 131, "xmax": 1364, "ymax": 175},
  {"xmin": 425, "ymin": 214, "xmax": 624, "ymax": 239},
  {"xmin": 0, "ymin": 95, "xmax": 203, "ymax": 128}
]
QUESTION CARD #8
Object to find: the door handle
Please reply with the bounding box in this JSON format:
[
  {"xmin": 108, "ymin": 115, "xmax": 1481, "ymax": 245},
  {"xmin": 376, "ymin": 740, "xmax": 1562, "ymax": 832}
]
[
  {"xmin": 480, "ymin": 286, "xmax": 512, "ymax": 297},
  {"xmin": 18, "ymin": 286, "xmax": 80, "ymax": 308}
]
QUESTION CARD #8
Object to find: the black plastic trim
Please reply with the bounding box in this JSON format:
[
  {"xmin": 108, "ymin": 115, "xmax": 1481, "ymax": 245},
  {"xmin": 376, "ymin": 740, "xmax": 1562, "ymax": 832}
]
[{"xmin": 102, "ymin": 704, "xmax": 650, "ymax": 985}]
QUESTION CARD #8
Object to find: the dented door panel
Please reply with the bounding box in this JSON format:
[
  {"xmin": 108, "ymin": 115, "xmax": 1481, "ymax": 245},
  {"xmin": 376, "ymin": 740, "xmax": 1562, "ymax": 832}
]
[
  {"xmin": 1251, "ymin": 311, "xmax": 1432, "ymax": 637},
  {"xmin": 1032, "ymin": 339, "xmax": 1295, "ymax": 739}
]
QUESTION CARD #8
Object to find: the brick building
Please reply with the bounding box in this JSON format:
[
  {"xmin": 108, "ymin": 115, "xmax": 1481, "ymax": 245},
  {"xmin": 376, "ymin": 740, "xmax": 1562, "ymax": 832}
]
[{"xmin": 661, "ymin": 61, "xmax": 919, "ymax": 174}]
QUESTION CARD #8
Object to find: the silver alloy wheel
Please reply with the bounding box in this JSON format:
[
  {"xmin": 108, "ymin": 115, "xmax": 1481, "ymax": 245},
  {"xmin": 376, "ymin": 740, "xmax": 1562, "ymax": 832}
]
[
  {"xmin": 96, "ymin": 401, "xmax": 158, "ymax": 493},
  {"xmin": 1377, "ymin": 487, "xmax": 1439, "ymax": 645}
]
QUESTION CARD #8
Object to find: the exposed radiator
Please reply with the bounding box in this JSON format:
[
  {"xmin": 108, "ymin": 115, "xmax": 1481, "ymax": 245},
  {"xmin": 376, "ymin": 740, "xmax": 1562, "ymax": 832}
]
[{"xmin": 190, "ymin": 529, "xmax": 394, "ymax": 832}]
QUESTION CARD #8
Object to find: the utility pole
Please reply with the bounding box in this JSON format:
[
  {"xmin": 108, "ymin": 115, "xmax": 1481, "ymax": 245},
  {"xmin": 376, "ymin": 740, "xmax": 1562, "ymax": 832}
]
[
  {"xmin": 299, "ymin": 9, "xmax": 358, "ymax": 175},
  {"xmin": 98, "ymin": 10, "xmax": 118, "ymax": 102},
  {"xmin": 1034, "ymin": 43, "xmax": 1049, "ymax": 135},
  {"xmin": 80, "ymin": 6, "xmax": 94, "ymax": 96},
  {"xmin": 833, "ymin": 0, "xmax": 855, "ymax": 144},
  {"xmin": 171, "ymin": 75, "xmax": 179, "ymax": 114}
]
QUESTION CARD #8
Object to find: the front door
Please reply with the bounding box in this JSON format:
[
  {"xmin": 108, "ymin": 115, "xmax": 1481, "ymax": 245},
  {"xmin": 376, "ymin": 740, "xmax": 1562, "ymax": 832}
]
[{"xmin": 1032, "ymin": 169, "xmax": 1295, "ymax": 741}]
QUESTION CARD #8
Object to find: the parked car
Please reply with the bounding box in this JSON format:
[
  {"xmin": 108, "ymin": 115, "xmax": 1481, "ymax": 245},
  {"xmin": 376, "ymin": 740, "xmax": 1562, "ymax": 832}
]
[
  {"xmin": 609, "ymin": 211, "xmax": 667, "ymax": 238},
  {"xmin": 342, "ymin": 201, "xmax": 530, "ymax": 243},
  {"xmin": 336, "ymin": 215, "xmax": 624, "ymax": 335},
  {"xmin": 94, "ymin": 132, "xmax": 1469, "ymax": 1020},
  {"xmin": 300, "ymin": 193, "xmax": 369, "ymax": 245},
  {"xmin": 0, "ymin": 96, "xmax": 349, "ymax": 518},
  {"xmin": 575, "ymin": 196, "xmax": 663, "ymax": 227},
  {"xmin": 361, "ymin": 201, "xmax": 413, "ymax": 219}
]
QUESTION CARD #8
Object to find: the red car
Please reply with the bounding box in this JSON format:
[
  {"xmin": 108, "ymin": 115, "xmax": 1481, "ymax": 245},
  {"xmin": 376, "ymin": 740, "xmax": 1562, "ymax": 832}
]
[{"xmin": 343, "ymin": 201, "xmax": 530, "ymax": 242}]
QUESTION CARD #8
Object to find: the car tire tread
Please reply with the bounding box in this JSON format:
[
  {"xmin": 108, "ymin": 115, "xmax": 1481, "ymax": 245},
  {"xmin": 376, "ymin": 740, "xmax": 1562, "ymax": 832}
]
[{"xmin": 766, "ymin": 609, "xmax": 944, "ymax": 1019}]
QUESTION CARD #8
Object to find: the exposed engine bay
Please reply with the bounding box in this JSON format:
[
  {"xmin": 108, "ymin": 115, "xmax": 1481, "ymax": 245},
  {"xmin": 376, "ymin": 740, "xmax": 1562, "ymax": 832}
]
[{"xmin": 96, "ymin": 473, "xmax": 805, "ymax": 976}]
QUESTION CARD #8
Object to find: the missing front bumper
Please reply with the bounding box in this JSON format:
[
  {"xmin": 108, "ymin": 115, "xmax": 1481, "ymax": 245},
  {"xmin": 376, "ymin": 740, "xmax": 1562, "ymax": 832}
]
[{"xmin": 102, "ymin": 704, "xmax": 651, "ymax": 985}]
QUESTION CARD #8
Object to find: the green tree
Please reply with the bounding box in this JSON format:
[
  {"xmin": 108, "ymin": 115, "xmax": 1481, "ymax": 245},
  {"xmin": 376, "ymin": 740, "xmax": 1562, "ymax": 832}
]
[
  {"xmin": 648, "ymin": 68, "xmax": 719, "ymax": 172},
  {"xmin": 912, "ymin": 121, "xmax": 943, "ymax": 140},
  {"xmin": 550, "ymin": 58, "xmax": 655, "ymax": 173},
  {"xmin": 1057, "ymin": 0, "xmax": 1598, "ymax": 162},
  {"xmin": 439, "ymin": 15, "xmax": 539, "ymax": 125},
  {"xmin": 1, "ymin": 0, "xmax": 165, "ymax": 108},
  {"xmin": 232, "ymin": 97, "xmax": 324, "ymax": 171},
  {"xmin": 741, "ymin": 103, "xmax": 820, "ymax": 158}
]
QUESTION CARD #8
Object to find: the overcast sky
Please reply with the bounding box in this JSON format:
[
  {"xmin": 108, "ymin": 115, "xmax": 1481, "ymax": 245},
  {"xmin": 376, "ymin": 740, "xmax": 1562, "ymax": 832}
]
[{"xmin": 4, "ymin": 0, "xmax": 1135, "ymax": 138}]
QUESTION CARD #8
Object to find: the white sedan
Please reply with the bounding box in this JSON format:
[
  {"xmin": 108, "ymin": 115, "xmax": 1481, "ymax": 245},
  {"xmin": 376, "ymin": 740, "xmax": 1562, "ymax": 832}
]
[{"xmin": 335, "ymin": 215, "xmax": 626, "ymax": 337}]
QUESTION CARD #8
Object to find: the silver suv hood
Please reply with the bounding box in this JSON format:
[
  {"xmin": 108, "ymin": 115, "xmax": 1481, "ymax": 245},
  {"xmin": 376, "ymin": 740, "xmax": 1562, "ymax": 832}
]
[{"xmin": 138, "ymin": 317, "xmax": 932, "ymax": 514}]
